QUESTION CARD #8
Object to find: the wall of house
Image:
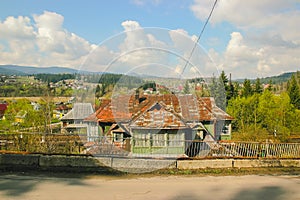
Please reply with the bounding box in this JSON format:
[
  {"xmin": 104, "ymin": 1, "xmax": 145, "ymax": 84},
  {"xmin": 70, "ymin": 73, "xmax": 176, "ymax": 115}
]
[
  {"xmin": 203, "ymin": 122, "xmax": 215, "ymax": 138},
  {"xmin": 215, "ymin": 121, "xmax": 225, "ymax": 140},
  {"xmin": 131, "ymin": 129, "xmax": 187, "ymax": 155},
  {"xmin": 220, "ymin": 122, "xmax": 232, "ymax": 140},
  {"xmin": 203, "ymin": 121, "xmax": 232, "ymax": 141},
  {"xmin": 87, "ymin": 122, "xmax": 100, "ymax": 142}
]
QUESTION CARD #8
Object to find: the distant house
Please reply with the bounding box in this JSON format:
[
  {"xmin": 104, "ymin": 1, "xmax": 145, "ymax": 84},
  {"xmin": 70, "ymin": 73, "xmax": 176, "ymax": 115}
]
[
  {"xmin": 0, "ymin": 103, "xmax": 8, "ymax": 119},
  {"xmin": 15, "ymin": 110, "xmax": 27, "ymax": 124},
  {"xmin": 30, "ymin": 101, "xmax": 40, "ymax": 111},
  {"xmin": 61, "ymin": 103, "xmax": 94, "ymax": 134},
  {"xmin": 85, "ymin": 94, "xmax": 233, "ymax": 156},
  {"xmin": 53, "ymin": 103, "xmax": 71, "ymax": 119}
]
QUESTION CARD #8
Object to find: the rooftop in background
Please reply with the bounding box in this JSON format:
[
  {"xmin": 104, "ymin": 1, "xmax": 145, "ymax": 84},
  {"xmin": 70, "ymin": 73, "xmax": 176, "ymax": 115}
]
[{"xmin": 62, "ymin": 103, "xmax": 94, "ymax": 120}]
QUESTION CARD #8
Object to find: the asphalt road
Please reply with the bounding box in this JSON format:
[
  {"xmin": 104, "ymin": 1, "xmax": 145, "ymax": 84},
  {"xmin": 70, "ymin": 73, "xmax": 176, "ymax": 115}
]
[{"xmin": 0, "ymin": 174, "xmax": 299, "ymax": 200}]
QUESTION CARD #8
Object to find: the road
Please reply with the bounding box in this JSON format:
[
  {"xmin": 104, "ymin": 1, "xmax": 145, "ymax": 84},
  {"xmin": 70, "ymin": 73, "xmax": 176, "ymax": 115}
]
[{"xmin": 0, "ymin": 174, "xmax": 299, "ymax": 200}]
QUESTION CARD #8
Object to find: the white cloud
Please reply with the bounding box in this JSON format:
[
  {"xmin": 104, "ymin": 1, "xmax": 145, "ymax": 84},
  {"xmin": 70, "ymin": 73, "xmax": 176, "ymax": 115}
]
[
  {"xmin": 211, "ymin": 31, "xmax": 300, "ymax": 78},
  {"xmin": 34, "ymin": 11, "xmax": 92, "ymax": 58},
  {"xmin": 3, "ymin": 8, "xmax": 298, "ymax": 79},
  {"xmin": 191, "ymin": 0, "xmax": 300, "ymax": 47},
  {"xmin": 87, "ymin": 21, "xmax": 212, "ymax": 78},
  {"xmin": 0, "ymin": 16, "xmax": 35, "ymax": 39},
  {"xmin": 131, "ymin": 0, "xmax": 162, "ymax": 6},
  {"xmin": 0, "ymin": 11, "xmax": 227, "ymax": 78},
  {"xmin": 169, "ymin": 29, "xmax": 197, "ymax": 54},
  {"xmin": 257, "ymin": 60, "xmax": 271, "ymax": 74},
  {"xmin": 115, "ymin": 20, "xmax": 169, "ymax": 68},
  {"xmin": 119, "ymin": 20, "xmax": 148, "ymax": 51},
  {"xmin": 0, "ymin": 11, "xmax": 95, "ymax": 68},
  {"xmin": 191, "ymin": 0, "xmax": 297, "ymax": 28},
  {"xmin": 225, "ymin": 32, "xmax": 257, "ymax": 65},
  {"xmin": 190, "ymin": 0, "xmax": 300, "ymax": 78}
]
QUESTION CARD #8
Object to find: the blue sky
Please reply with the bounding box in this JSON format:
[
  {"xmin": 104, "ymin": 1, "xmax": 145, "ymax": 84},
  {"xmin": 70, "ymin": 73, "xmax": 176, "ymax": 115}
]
[
  {"xmin": 0, "ymin": 0, "xmax": 299, "ymax": 78},
  {"xmin": 1, "ymin": 0, "xmax": 227, "ymax": 46}
]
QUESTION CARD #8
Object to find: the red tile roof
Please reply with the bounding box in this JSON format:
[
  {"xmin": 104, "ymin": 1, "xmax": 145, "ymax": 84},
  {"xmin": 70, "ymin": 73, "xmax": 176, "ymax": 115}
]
[
  {"xmin": 85, "ymin": 94, "xmax": 233, "ymax": 123},
  {"xmin": 0, "ymin": 103, "xmax": 7, "ymax": 110},
  {"xmin": 55, "ymin": 104, "xmax": 69, "ymax": 111},
  {"xmin": 0, "ymin": 103, "xmax": 8, "ymax": 117}
]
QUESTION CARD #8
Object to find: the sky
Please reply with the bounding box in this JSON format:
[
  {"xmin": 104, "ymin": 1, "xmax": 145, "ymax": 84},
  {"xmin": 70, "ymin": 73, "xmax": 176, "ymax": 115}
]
[{"xmin": 0, "ymin": 0, "xmax": 300, "ymax": 79}]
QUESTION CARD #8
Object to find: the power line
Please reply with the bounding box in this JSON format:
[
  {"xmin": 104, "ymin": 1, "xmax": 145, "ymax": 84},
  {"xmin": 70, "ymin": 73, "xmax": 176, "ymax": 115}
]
[{"xmin": 181, "ymin": 0, "xmax": 218, "ymax": 76}]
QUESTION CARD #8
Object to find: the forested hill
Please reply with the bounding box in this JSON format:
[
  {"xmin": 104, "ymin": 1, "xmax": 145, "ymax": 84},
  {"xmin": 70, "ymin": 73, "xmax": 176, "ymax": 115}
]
[
  {"xmin": 0, "ymin": 65, "xmax": 79, "ymax": 75},
  {"xmin": 0, "ymin": 65, "xmax": 297, "ymax": 84},
  {"xmin": 0, "ymin": 66, "xmax": 28, "ymax": 76},
  {"xmin": 235, "ymin": 72, "xmax": 296, "ymax": 84},
  {"xmin": 259, "ymin": 72, "xmax": 295, "ymax": 84}
]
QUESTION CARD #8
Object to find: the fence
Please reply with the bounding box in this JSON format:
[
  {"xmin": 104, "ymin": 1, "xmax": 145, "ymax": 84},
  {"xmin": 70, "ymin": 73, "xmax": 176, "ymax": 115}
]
[
  {"xmin": 0, "ymin": 133, "xmax": 300, "ymax": 159},
  {"xmin": 0, "ymin": 133, "xmax": 84, "ymax": 154}
]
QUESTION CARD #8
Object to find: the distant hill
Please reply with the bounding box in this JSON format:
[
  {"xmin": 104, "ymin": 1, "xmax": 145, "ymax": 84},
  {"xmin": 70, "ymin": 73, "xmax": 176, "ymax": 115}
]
[
  {"xmin": 259, "ymin": 72, "xmax": 295, "ymax": 84},
  {"xmin": 0, "ymin": 65, "xmax": 80, "ymax": 75},
  {"xmin": 0, "ymin": 65, "xmax": 296, "ymax": 84},
  {"xmin": 235, "ymin": 72, "xmax": 295, "ymax": 84},
  {"xmin": 0, "ymin": 66, "xmax": 28, "ymax": 76}
]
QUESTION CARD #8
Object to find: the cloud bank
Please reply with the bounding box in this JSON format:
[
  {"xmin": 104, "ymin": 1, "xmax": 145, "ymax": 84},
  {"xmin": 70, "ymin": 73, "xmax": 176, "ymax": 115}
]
[
  {"xmin": 1, "ymin": 1, "xmax": 300, "ymax": 79},
  {"xmin": 0, "ymin": 11, "xmax": 95, "ymax": 68},
  {"xmin": 191, "ymin": 0, "xmax": 300, "ymax": 78}
]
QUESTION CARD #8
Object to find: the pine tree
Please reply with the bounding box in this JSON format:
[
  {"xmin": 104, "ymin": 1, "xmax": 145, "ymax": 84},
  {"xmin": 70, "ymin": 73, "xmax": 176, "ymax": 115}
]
[
  {"xmin": 210, "ymin": 75, "xmax": 226, "ymax": 110},
  {"xmin": 220, "ymin": 70, "xmax": 228, "ymax": 86},
  {"xmin": 95, "ymin": 84, "xmax": 101, "ymax": 98},
  {"xmin": 267, "ymin": 80, "xmax": 273, "ymax": 91},
  {"xmin": 183, "ymin": 80, "xmax": 190, "ymax": 94},
  {"xmin": 241, "ymin": 79, "xmax": 253, "ymax": 97},
  {"xmin": 254, "ymin": 78, "xmax": 263, "ymax": 94},
  {"xmin": 287, "ymin": 74, "xmax": 300, "ymax": 109}
]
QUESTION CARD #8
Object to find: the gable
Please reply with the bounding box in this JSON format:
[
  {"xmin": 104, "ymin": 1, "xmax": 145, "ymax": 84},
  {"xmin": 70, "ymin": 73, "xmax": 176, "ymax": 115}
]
[{"xmin": 129, "ymin": 102, "xmax": 188, "ymax": 129}]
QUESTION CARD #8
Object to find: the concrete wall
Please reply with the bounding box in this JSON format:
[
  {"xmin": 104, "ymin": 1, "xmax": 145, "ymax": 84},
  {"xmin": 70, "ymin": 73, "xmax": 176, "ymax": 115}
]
[
  {"xmin": 0, "ymin": 153, "xmax": 299, "ymax": 173},
  {"xmin": 0, "ymin": 154, "xmax": 40, "ymax": 167},
  {"xmin": 234, "ymin": 159, "xmax": 300, "ymax": 168},
  {"xmin": 177, "ymin": 159, "xmax": 233, "ymax": 169},
  {"xmin": 178, "ymin": 159, "xmax": 300, "ymax": 169}
]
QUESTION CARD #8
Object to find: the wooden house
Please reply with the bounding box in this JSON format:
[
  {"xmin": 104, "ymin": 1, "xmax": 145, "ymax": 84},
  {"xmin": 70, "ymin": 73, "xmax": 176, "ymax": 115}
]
[{"xmin": 85, "ymin": 94, "xmax": 233, "ymax": 156}]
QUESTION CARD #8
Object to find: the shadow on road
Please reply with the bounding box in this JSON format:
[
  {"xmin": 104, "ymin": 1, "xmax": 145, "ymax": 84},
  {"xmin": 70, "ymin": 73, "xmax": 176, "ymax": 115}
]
[
  {"xmin": 231, "ymin": 186, "xmax": 286, "ymax": 200},
  {"xmin": 0, "ymin": 167, "xmax": 124, "ymax": 198},
  {"xmin": 167, "ymin": 186, "xmax": 288, "ymax": 200}
]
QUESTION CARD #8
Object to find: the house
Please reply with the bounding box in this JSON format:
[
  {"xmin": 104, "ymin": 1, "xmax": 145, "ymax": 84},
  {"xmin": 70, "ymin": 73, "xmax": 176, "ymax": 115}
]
[
  {"xmin": 85, "ymin": 94, "xmax": 233, "ymax": 156},
  {"xmin": 30, "ymin": 101, "xmax": 40, "ymax": 111},
  {"xmin": 0, "ymin": 103, "xmax": 8, "ymax": 119},
  {"xmin": 61, "ymin": 103, "xmax": 94, "ymax": 134},
  {"xmin": 53, "ymin": 103, "xmax": 71, "ymax": 119},
  {"xmin": 15, "ymin": 110, "xmax": 27, "ymax": 124}
]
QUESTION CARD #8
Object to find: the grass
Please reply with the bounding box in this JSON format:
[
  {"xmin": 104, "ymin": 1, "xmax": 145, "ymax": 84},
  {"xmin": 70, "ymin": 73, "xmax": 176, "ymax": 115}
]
[
  {"xmin": 151, "ymin": 167, "xmax": 300, "ymax": 177},
  {"xmin": 2, "ymin": 167, "xmax": 299, "ymax": 180}
]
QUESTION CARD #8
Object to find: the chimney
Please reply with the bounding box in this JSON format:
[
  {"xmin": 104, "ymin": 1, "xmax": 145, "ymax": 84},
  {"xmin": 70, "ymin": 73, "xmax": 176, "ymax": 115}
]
[{"xmin": 134, "ymin": 89, "xmax": 140, "ymax": 106}]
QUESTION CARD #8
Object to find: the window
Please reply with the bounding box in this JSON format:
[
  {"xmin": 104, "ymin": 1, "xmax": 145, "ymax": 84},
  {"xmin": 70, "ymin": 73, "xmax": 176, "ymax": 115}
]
[
  {"xmin": 113, "ymin": 133, "xmax": 123, "ymax": 142},
  {"xmin": 152, "ymin": 133, "xmax": 165, "ymax": 147},
  {"xmin": 222, "ymin": 125, "xmax": 229, "ymax": 134},
  {"xmin": 134, "ymin": 133, "xmax": 149, "ymax": 147},
  {"xmin": 169, "ymin": 133, "xmax": 184, "ymax": 147}
]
